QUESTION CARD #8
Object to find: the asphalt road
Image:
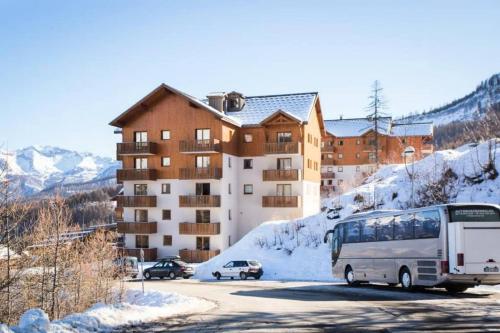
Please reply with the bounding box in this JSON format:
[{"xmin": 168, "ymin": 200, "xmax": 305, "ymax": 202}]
[{"xmin": 115, "ymin": 279, "xmax": 500, "ymax": 332}]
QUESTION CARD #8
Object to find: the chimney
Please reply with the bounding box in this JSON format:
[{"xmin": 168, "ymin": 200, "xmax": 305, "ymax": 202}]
[{"xmin": 207, "ymin": 92, "xmax": 226, "ymax": 112}]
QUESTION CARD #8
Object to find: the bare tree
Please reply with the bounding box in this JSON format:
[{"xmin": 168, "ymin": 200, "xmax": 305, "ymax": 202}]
[{"xmin": 365, "ymin": 80, "xmax": 388, "ymax": 168}]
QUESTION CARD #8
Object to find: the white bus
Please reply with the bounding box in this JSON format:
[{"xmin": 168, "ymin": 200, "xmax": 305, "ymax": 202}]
[{"xmin": 323, "ymin": 203, "xmax": 500, "ymax": 292}]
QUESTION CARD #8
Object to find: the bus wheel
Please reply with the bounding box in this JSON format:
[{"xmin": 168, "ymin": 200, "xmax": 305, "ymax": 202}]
[
  {"xmin": 345, "ymin": 266, "xmax": 358, "ymax": 286},
  {"xmin": 445, "ymin": 285, "xmax": 469, "ymax": 293},
  {"xmin": 399, "ymin": 267, "xmax": 413, "ymax": 291}
]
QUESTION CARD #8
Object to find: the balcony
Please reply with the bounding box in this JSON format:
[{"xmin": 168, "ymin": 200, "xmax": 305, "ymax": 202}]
[
  {"xmin": 322, "ymin": 158, "xmax": 335, "ymax": 165},
  {"xmin": 117, "ymin": 169, "xmax": 157, "ymax": 182},
  {"xmin": 262, "ymin": 169, "xmax": 300, "ymax": 181},
  {"xmin": 116, "ymin": 196, "xmax": 157, "ymax": 208},
  {"xmin": 320, "ymin": 185, "xmax": 336, "ymax": 192},
  {"xmin": 120, "ymin": 248, "xmax": 157, "ymax": 261},
  {"xmin": 179, "ymin": 167, "xmax": 222, "ymax": 180},
  {"xmin": 114, "ymin": 207, "xmax": 123, "ymax": 222},
  {"xmin": 264, "ymin": 142, "xmax": 300, "ymax": 154},
  {"xmin": 117, "ymin": 142, "xmax": 157, "ymax": 156},
  {"xmin": 321, "ymin": 172, "xmax": 335, "ymax": 179},
  {"xmin": 179, "ymin": 195, "xmax": 221, "ymax": 207},
  {"xmin": 179, "ymin": 222, "xmax": 221, "ymax": 235},
  {"xmin": 321, "ymin": 145, "xmax": 335, "ymax": 152},
  {"xmin": 117, "ymin": 222, "xmax": 157, "ymax": 234},
  {"xmin": 179, "ymin": 139, "xmax": 221, "ymax": 153},
  {"xmin": 179, "ymin": 249, "xmax": 220, "ymax": 263},
  {"xmin": 262, "ymin": 195, "xmax": 300, "ymax": 208}
]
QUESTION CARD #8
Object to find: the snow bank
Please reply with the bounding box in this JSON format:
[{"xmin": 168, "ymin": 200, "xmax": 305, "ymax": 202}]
[{"xmin": 8, "ymin": 289, "xmax": 215, "ymax": 333}]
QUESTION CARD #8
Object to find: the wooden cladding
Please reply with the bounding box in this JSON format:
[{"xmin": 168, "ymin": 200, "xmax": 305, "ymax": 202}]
[
  {"xmin": 179, "ymin": 249, "xmax": 220, "ymax": 263},
  {"xmin": 179, "ymin": 139, "xmax": 221, "ymax": 153},
  {"xmin": 179, "ymin": 222, "xmax": 221, "ymax": 235},
  {"xmin": 262, "ymin": 195, "xmax": 300, "ymax": 207},
  {"xmin": 263, "ymin": 142, "xmax": 300, "ymax": 154},
  {"xmin": 117, "ymin": 222, "xmax": 157, "ymax": 234},
  {"xmin": 179, "ymin": 167, "xmax": 222, "ymax": 180},
  {"xmin": 117, "ymin": 196, "xmax": 157, "ymax": 207},
  {"xmin": 320, "ymin": 172, "xmax": 335, "ymax": 179},
  {"xmin": 322, "ymin": 158, "xmax": 335, "ymax": 165},
  {"xmin": 117, "ymin": 142, "xmax": 157, "ymax": 155},
  {"xmin": 114, "ymin": 207, "xmax": 123, "ymax": 222},
  {"xmin": 121, "ymin": 248, "xmax": 157, "ymax": 261},
  {"xmin": 262, "ymin": 169, "xmax": 300, "ymax": 181},
  {"xmin": 117, "ymin": 169, "xmax": 157, "ymax": 182},
  {"xmin": 179, "ymin": 195, "xmax": 221, "ymax": 207}
]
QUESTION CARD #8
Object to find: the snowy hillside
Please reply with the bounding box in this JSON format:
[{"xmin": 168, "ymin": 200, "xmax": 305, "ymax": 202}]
[
  {"xmin": 0, "ymin": 145, "xmax": 120, "ymax": 196},
  {"xmin": 401, "ymin": 73, "xmax": 500, "ymax": 126},
  {"xmin": 195, "ymin": 139, "xmax": 500, "ymax": 281}
]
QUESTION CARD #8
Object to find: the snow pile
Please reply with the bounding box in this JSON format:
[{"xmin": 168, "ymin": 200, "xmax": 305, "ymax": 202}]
[{"xmin": 6, "ymin": 289, "xmax": 215, "ymax": 333}]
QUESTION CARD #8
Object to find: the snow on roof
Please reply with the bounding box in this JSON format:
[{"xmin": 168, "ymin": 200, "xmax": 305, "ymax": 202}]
[
  {"xmin": 223, "ymin": 92, "xmax": 318, "ymax": 126},
  {"xmin": 390, "ymin": 122, "xmax": 433, "ymax": 137},
  {"xmin": 324, "ymin": 117, "xmax": 392, "ymax": 137}
]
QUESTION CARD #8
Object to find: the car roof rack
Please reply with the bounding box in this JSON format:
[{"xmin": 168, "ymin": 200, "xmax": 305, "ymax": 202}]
[{"xmin": 159, "ymin": 255, "xmax": 181, "ymax": 261}]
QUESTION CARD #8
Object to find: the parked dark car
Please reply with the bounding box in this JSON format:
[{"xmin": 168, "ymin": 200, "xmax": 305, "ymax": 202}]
[{"xmin": 143, "ymin": 256, "xmax": 194, "ymax": 280}]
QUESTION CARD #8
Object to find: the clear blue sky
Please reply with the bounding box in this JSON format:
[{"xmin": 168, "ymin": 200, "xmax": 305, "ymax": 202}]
[{"xmin": 1, "ymin": 0, "xmax": 499, "ymax": 157}]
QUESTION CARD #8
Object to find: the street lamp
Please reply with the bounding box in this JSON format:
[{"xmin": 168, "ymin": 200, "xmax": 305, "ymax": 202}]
[{"xmin": 403, "ymin": 146, "xmax": 416, "ymax": 208}]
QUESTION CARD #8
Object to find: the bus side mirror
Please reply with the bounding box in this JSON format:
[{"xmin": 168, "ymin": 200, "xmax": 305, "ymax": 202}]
[{"xmin": 324, "ymin": 229, "xmax": 334, "ymax": 243}]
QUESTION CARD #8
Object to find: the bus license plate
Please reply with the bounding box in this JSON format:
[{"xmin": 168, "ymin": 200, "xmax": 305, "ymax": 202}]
[{"xmin": 484, "ymin": 266, "xmax": 499, "ymax": 273}]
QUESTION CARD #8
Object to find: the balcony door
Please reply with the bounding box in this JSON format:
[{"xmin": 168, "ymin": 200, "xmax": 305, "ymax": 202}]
[
  {"xmin": 276, "ymin": 184, "xmax": 292, "ymax": 196},
  {"xmin": 277, "ymin": 132, "xmax": 292, "ymax": 143},
  {"xmin": 196, "ymin": 210, "xmax": 210, "ymax": 224},
  {"xmin": 196, "ymin": 156, "xmax": 210, "ymax": 168},
  {"xmin": 196, "ymin": 236, "xmax": 210, "ymax": 250},
  {"xmin": 196, "ymin": 183, "xmax": 210, "ymax": 195},
  {"xmin": 134, "ymin": 184, "xmax": 148, "ymax": 196},
  {"xmin": 135, "ymin": 235, "xmax": 149, "ymax": 249},
  {"xmin": 134, "ymin": 158, "xmax": 148, "ymax": 169},
  {"xmin": 134, "ymin": 209, "xmax": 148, "ymax": 222},
  {"xmin": 134, "ymin": 131, "xmax": 148, "ymax": 150},
  {"xmin": 196, "ymin": 129, "xmax": 210, "ymax": 142},
  {"xmin": 277, "ymin": 158, "xmax": 292, "ymax": 170}
]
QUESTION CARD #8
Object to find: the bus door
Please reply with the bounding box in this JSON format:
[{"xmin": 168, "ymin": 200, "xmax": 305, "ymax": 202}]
[{"xmin": 324, "ymin": 224, "xmax": 343, "ymax": 267}]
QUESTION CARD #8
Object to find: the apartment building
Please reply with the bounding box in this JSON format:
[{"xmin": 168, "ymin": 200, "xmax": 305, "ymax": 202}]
[
  {"xmin": 110, "ymin": 84, "xmax": 324, "ymax": 262},
  {"xmin": 321, "ymin": 117, "xmax": 433, "ymax": 195}
]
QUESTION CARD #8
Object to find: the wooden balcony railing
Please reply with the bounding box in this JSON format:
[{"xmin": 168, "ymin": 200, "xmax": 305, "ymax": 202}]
[
  {"xmin": 179, "ymin": 139, "xmax": 221, "ymax": 153},
  {"xmin": 179, "ymin": 195, "xmax": 221, "ymax": 207},
  {"xmin": 179, "ymin": 222, "xmax": 220, "ymax": 235},
  {"xmin": 179, "ymin": 167, "xmax": 222, "ymax": 180},
  {"xmin": 117, "ymin": 222, "xmax": 157, "ymax": 234},
  {"xmin": 322, "ymin": 158, "xmax": 335, "ymax": 165},
  {"xmin": 117, "ymin": 169, "xmax": 157, "ymax": 182},
  {"xmin": 116, "ymin": 196, "xmax": 157, "ymax": 208},
  {"xmin": 114, "ymin": 207, "xmax": 123, "ymax": 222},
  {"xmin": 262, "ymin": 169, "xmax": 300, "ymax": 181},
  {"xmin": 264, "ymin": 142, "xmax": 300, "ymax": 154},
  {"xmin": 179, "ymin": 249, "xmax": 220, "ymax": 263},
  {"xmin": 321, "ymin": 172, "xmax": 335, "ymax": 179},
  {"xmin": 117, "ymin": 142, "xmax": 157, "ymax": 155},
  {"xmin": 320, "ymin": 185, "xmax": 336, "ymax": 192},
  {"xmin": 120, "ymin": 248, "xmax": 157, "ymax": 261},
  {"xmin": 321, "ymin": 145, "xmax": 335, "ymax": 152},
  {"xmin": 262, "ymin": 195, "xmax": 300, "ymax": 207}
]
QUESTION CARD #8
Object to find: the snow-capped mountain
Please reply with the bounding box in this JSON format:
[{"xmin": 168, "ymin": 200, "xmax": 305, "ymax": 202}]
[
  {"xmin": 401, "ymin": 73, "xmax": 500, "ymax": 126},
  {"xmin": 0, "ymin": 145, "xmax": 120, "ymax": 196}
]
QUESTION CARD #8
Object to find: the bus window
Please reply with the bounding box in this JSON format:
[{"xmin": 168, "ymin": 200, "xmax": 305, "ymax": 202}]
[
  {"xmin": 394, "ymin": 214, "xmax": 414, "ymax": 240},
  {"xmin": 414, "ymin": 210, "xmax": 440, "ymax": 238},
  {"xmin": 377, "ymin": 216, "xmax": 394, "ymax": 241},
  {"xmin": 449, "ymin": 206, "xmax": 500, "ymax": 222},
  {"xmin": 345, "ymin": 221, "xmax": 361, "ymax": 243},
  {"xmin": 361, "ymin": 219, "xmax": 376, "ymax": 242}
]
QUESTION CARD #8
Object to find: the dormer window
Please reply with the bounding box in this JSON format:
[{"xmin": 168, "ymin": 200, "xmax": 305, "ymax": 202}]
[{"xmin": 226, "ymin": 91, "xmax": 245, "ymax": 111}]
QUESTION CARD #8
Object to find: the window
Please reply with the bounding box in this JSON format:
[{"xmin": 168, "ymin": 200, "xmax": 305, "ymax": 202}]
[
  {"xmin": 161, "ymin": 157, "xmax": 171, "ymax": 167},
  {"xmin": 361, "ymin": 220, "xmax": 376, "ymax": 242},
  {"xmin": 321, "ymin": 142, "xmax": 325, "ymax": 148},
  {"xmin": 328, "ymin": 179, "xmax": 333, "ymax": 185},
  {"xmin": 243, "ymin": 159, "xmax": 253, "ymax": 169},
  {"xmin": 307, "ymin": 133, "xmax": 312, "ymax": 143},
  {"xmin": 327, "ymin": 167, "xmax": 333, "ymax": 172},
  {"xmin": 377, "ymin": 216, "xmax": 394, "ymax": 241},
  {"xmin": 161, "ymin": 183, "xmax": 171, "ymax": 194},
  {"xmin": 196, "ymin": 128, "xmax": 210, "ymax": 141},
  {"xmin": 134, "ymin": 184, "xmax": 147, "ymax": 196},
  {"xmin": 414, "ymin": 210, "xmax": 440, "ymax": 238},
  {"xmin": 327, "ymin": 154, "xmax": 333, "ymax": 159},
  {"xmin": 338, "ymin": 153, "xmax": 343, "ymax": 159},
  {"xmin": 228, "ymin": 183, "xmax": 231, "ymax": 194},
  {"xmin": 228, "ymin": 156, "xmax": 232, "ymax": 168},
  {"xmin": 134, "ymin": 131, "xmax": 147, "ymax": 143},
  {"xmin": 339, "ymin": 140, "xmax": 344, "ymax": 146},
  {"xmin": 196, "ymin": 156, "xmax": 210, "ymax": 168},
  {"xmin": 244, "ymin": 134, "xmax": 253, "ymax": 143},
  {"xmin": 345, "ymin": 222, "xmax": 360, "ymax": 243},
  {"xmin": 356, "ymin": 139, "xmax": 360, "ymax": 145},
  {"xmin": 277, "ymin": 132, "xmax": 292, "ymax": 143},
  {"xmin": 338, "ymin": 179, "xmax": 343, "ymax": 185},
  {"xmin": 277, "ymin": 158, "xmax": 291, "ymax": 170},
  {"xmin": 228, "ymin": 209, "xmax": 232, "ymax": 220},
  {"xmin": 356, "ymin": 166, "xmax": 361, "ymax": 172},
  {"xmin": 394, "ymin": 214, "xmax": 414, "ymax": 240},
  {"xmin": 368, "ymin": 152, "xmax": 376, "ymax": 161},
  {"xmin": 356, "ymin": 153, "xmax": 360, "ymax": 159},
  {"xmin": 338, "ymin": 167, "xmax": 343, "ymax": 172},
  {"xmin": 196, "ymin": 183, "xmax": 210, "ymax": 195},
  {"xmin": 135, "ymin": 235, "xmax": 149, "ymax": 249},
  {"xmin": 134, "ymin": 158, "xmax": 148, "ymax": 169},
  {"xmin": 134, "ymin": 209, "xmax": 148, "ymax": 222},
  {"xmin": 196, "ymin": 210, "xmax": 210, "ymax": 223},
  {"xmin": 276, "ymin": 184, "xmax": 292, "ymax": 196},
  {"xmin": 162, "ymin": 210, "xmax": 171, "ymax": 220},
  {"xmin": 161, "ymin": 130, "xmax": 171, "ymax": 140},
  {"xmin": 314, "ymin": 161, "xmax": 318, "ymax": 171},
  {"xmin": 196, "ymin": 237, "xmax": 210, "ymax": 250},
  {"xmin": 307, "ymin": 159, "xmax": 312, "ymax": 168},
  {"xmin": 243, "ymin": 184, "xmax": 253, "ymax": 194},
  {"xmin": 163, "ymin": 235, "xmax": 172, "ymax": 246},
  {"xmin": 228, "ymin": 236, "xmax": 231, "ymax": 247},
  {"xmin": 402, "ymin": 138, "xmax": 406, "ymax": 144},
  {"xmin": 314, "ymin": 137, "xmax": 318, "ymax": 147}
]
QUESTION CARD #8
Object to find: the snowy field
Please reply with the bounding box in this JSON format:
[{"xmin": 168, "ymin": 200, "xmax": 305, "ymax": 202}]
[{"xmin": 2, "ymin": 289, "xmax": 215, "ymax": 333}]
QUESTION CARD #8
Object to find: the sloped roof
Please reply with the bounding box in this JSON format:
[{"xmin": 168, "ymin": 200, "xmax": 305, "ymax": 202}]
[
  {"xmin": 390, "ymin": 122, "xmax": 434, "ymax": 137},
  {"xmin": 324, "ymin": 117, "xmax": 392, "ymax": 137}
]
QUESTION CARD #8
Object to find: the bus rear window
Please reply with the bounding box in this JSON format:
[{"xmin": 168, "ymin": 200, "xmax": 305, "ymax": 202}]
[{"xmin": 449, "ymin": 206, "xmax": 500, "ymax": 222}]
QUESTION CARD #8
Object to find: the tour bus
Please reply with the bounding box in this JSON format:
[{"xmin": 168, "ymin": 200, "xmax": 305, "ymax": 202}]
[{"xmin": 323, "ymin": 203, "xmax": 500, "ymax": 292}]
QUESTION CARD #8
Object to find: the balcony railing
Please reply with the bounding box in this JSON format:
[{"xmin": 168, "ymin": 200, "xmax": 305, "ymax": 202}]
[
  {"xmin": 117, "ymin": 142, "xmax": 157, "ymax": 155},
  {"xmin": 179, "ymin": 222, "xmax": 221, "ymax": 235},
  {"xmin": 117, "ymin": 169, "xmax": 157, "ymax": 182},
  {"xmin": 116, "ymin": 196, "xmax": 157, "ymax": 208},
  {"xmin": 179, "ymin": 249, "xmax": 220, "ymax": 263},
  {"xmin": 117, "ymin": 222, "xmax": 157, "ymax": 234},
  {"xmin": 179, "ymin": 167, "xmax": 222, "ymax": 180},
  {"xmin": 179, "ymin": 195, "xmax": 221, "ymax": 207},
  {"xmin": 114, "ymin": 207, "xmax": 123, "ymax": 222},
  {"xmin": 262, "ymin": 169, "xmax": 300, "ymax": 181},
  {"xmin": 321, "ymin": 145, "xmax": 335, "ymax": 152},
  {"xmin": 119, "ymin": 248, "xmax": 157, "ymax": 261},
  {"xmin": 322, "ymin": 158, "xmax": 335, "ymax": 165},
  {"xmin": 264, "ymin": 142, "xmax": 300, "ymax": 154},
  {"xmin": 321, "ymin": 172, "xmax": 335, "ymax": 179},
  {"xmin": 262, "ymin": 195, "xmax": 300, "ymax": 208},
  {"xmin": 179, "ymin": 139, "xmax": 221, "ymax": 153},
  {"xmin": 320, "ymin": 185, "xmax": 336, "ymax": 192}
]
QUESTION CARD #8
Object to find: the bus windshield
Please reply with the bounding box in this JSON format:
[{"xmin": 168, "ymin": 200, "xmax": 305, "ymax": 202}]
[{"xmin": 449, "ymin": 206, "xmax": 500, "ymax": 222}]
